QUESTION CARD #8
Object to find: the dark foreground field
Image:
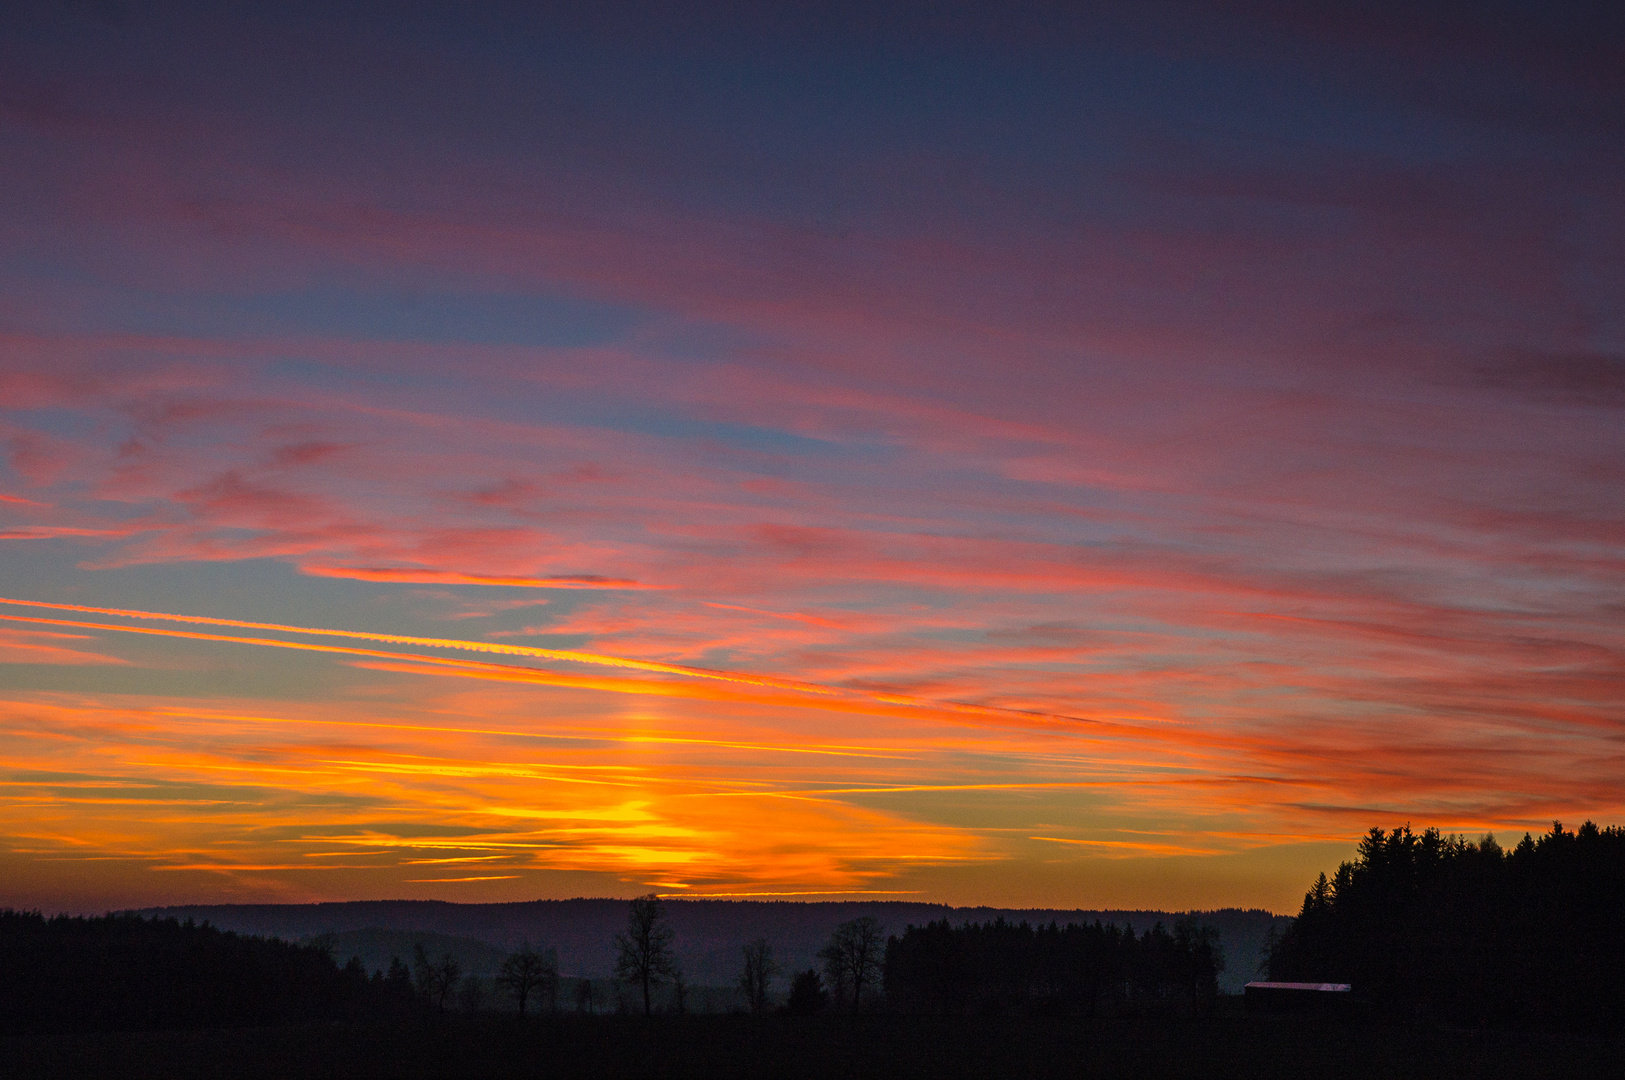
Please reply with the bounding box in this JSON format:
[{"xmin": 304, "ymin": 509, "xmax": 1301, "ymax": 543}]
[{"xmin": 5, "ymin": 1012, "xmax": 1619, "ymax": 1080}]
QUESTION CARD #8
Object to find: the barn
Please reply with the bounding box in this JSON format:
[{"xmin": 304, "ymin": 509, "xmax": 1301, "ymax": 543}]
[{"xmin": 1243, "ymin": 981, "xmax": 1353, "ymax": 1012}]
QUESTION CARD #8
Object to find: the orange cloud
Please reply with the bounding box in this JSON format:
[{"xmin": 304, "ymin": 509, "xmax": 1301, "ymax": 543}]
[
  {"xmin": 0, "ymin": 690, "xmax": 992, "ymax": 899},
  {"xmin": 0, "ymin": 628, "xmax": 129, "ymax": 666}
]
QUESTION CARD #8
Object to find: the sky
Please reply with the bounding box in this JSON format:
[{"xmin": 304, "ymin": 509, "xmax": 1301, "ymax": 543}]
[{"xmin": 1, "ymin": 1, "xmax": 1621, "ymax": 915}]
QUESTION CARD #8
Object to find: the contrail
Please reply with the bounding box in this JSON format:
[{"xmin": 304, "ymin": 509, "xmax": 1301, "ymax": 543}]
[
  {"xmin": 347, "ymin": 657, "xmax": 1085, "ymax": 731},
  {"xmin": 0, "ymin": 595, "xmax": 835, "ymax": 694},
  {"xmin": 301, "ymin": 566, "xmax": 657, "ymax": 589},
  {"xmin": 0, "ymin": 596, "xmax": 1098, "ymax": 730}
]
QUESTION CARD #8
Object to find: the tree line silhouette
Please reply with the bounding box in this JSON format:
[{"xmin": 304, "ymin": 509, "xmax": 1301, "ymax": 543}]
[
  {"xmin": 0, "ymin": 896, "xmax": 1225, "ymax": 1029},
  {"xmin": 607, "ymin": 896, "xmax": 1222, "ymax": 1018},
  {"xmin": 8, "ymin": 822, "xmax": 1620, "ymax": 1032},
  {"xmin": 1267, "ymin": 821, "xmax": 1625, "ymax": 1028},
  {"xmin": 0, "ymin": 910, "xmax": 411, "ymax": 1031},
  {"xmin": 884, "ymin": 916, "xmax": 1223, "ymax": 1016}
]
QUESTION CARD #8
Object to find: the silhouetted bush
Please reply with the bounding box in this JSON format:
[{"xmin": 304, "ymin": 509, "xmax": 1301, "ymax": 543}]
[
  {"xmin": 0, "ymin": 910, "xmax": 409, "ymax": 1031},
  {"xmin": 784, "ymin": 968, "xmax": 829, "ymax": 1015},
  {"xmin": 883, "ymin": 916, "xmax": 1222, "ymax": 1016},
  {"xmin": 1267, "ymin": 821, "xmax": 1625, "ymax": 1028}
]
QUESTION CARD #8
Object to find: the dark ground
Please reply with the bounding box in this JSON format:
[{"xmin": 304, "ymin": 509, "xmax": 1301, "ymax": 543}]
[{"xmin": 5, "ymin": 1011, "xmax": 1619, "ymax": 1080}]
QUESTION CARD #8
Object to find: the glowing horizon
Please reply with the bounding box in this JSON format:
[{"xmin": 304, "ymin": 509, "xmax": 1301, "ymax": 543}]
[{"xmin": 2, "ymin": 3, "xmax": 1621, "ymax": 915}]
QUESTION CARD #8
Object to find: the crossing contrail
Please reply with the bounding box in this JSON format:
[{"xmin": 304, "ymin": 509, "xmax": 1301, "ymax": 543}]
[{"xmin": 0, "ymin": 597, "xmax": 1098, "ymax": 731}]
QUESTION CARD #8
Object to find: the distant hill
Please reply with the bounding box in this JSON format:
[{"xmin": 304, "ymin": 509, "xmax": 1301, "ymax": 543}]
[{"xmin": 134, "ymin": 899, "xmax": 1291, "ymax": 994}]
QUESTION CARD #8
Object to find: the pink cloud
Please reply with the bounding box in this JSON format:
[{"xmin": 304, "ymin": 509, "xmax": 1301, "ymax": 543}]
[{"xmin": 1, "ymin": 10, "xmax": 1621, "ymax": 907}]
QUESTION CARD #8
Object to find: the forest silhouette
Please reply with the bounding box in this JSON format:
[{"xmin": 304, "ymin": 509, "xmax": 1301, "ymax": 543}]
[
  {"xmin": 3, "ymin": 821, "xmax": 1623, "ymax": 1078},
  {"xmin": 1267, "ymin": 820, "xmax": 1625, "ymax": 1028},
  {"xmin": 0, "ymin": 910, "xmax": 413, "ymax": 1031},
  {"xmin": 885, "ymin": 917, "xmax": 1222, "ymax": 1017}
]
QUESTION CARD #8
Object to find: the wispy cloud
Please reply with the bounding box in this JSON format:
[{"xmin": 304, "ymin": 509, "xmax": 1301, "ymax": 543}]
[
  {"xmin": 2, "ymin": 1, "xmax": 1620, "ymax": 911},
  {"xmin": 0, "ymin": 599, "xmax": 1105, "ymax": 729}
]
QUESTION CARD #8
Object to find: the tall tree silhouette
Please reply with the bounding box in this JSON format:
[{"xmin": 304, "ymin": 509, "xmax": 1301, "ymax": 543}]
[
  {"xmin": 412, "ymin": 943, "xmax": 460, "ymax": 1011},
  {"xmin": 497, "ymin": 943, "xmax": 557, "ymax": 1017},
  {"xmin": 738, "ymin": 938, "xmax": 780, "ymax": 1015},
  {"xmin": 1174, "ymin": 918, "xmax": 1224, "ymax": 1015},
  {"xmin": 819, "ymin": 917, "xmax": 886, "ymax": 1013},
  {"xmin": 381, "ymin": 956, "xmax": 415, "ymax": 1001},
  {"xmin": 614, "ymin": 893, "xmax": 676, "ymax": 1017}
]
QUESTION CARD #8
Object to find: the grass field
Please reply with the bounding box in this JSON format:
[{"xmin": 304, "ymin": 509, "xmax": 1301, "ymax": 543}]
[{"xmin": 6, "ymin": 1011, "xmax": 1620, "ymax": 1080}]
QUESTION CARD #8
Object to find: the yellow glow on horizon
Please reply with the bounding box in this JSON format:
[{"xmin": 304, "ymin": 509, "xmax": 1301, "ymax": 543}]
[{"xmin": 3, "ymin": 591, "xmax": 1604, "ymax": 913}]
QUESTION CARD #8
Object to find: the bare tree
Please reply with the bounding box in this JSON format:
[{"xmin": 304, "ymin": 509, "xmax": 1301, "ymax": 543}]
[
  {"xmin": 818, "ymin": 917, "xmax": 886, "ymax": 1013},
  {"xmin": 738, "ymin": 938, "xmax": 780, "ymax": 1014},
  {"xmin": 412, "ymin": 942, "xmax": 462, "ymax": 1011},
  {"xmin": 671, "ymin": 968, "xmax": 688, "ymax": 1015},
  {"xmin": 497, "ymin": 943, "xmax": 558, "ymax": 1017},
  {"xmin": 574, "ymin": 978, "xmax": 594, "ymax": 1013},
  {"xmin": 436, "ymin": 955, "xmax": 462, "ymax": 1010},
  {"xmin": 614, "ymin": 893, "xmax": 676, "ymax": 1017},
  {"xmin": 457, "ymin": 974, "xmax": 486, "ymax": 1012}
]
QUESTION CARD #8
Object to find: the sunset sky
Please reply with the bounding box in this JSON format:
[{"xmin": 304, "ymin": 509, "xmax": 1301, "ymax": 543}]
[{"xmin": 2, "ymin": 2, "xmax": 1621, "ymax": 914}]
